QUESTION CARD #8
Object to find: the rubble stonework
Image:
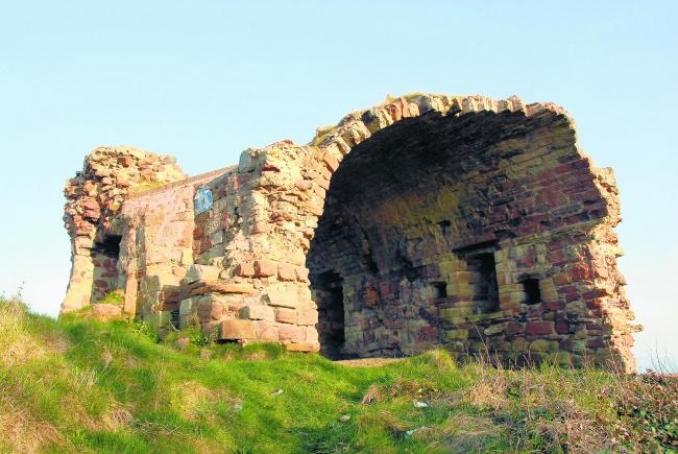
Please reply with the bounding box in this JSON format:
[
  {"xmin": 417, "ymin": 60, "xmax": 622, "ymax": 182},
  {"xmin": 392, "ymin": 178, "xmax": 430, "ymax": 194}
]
[{"xmin": 62, "ymin": 94, "xmax": 640, "ymax": 371}]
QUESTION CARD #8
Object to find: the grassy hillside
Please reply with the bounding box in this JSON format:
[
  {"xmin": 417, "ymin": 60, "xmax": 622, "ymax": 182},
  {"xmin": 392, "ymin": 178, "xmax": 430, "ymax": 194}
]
[{"xmin": 1, "ymin": 294, "xmax": 676, "ymax": 454}]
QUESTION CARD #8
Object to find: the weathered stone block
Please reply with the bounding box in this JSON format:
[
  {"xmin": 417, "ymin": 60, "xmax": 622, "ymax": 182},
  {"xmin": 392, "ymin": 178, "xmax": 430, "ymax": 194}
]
[
  {"xmin": 240, "ymin": 305, "xmax": 275, "ymax": 321},
  {"xmin": 275, "ymin": 308, "xmax": 297, "ymax": 324},
  {"xmin": 295, "ymin": 266, "xmax": 310, "ymax": 283},
  {"xmin": 185, "ymin": 264, "xmax": 221, "ymax": 284},
  {"xmin": 306, "ymin": 326, "xmax": 319, "ymax": 342},
  {"xmin": 220, "ymin": 319, "xmax": 257, "ymax": 340},
  {"xmin": 277, "ymin": 263, "xmax": 296, "ymax": 281},
  {"xmin": 286, "ymin": 342, "xmax": 320, "ymax": 352},
  {"xmin": 297, "ymin": 309, "xmax": 318, "ymax": 326},
  {"xmin": 254, "ymin": 320, "xmax": 279, "ymax": 340},
  {"xmin": 262, "ymin": 289, "xmax": 299, "ymax": 309},
  {"xmin": 484, "ymin": 322, "xmax": 507, "ymax": 336},
  {"xmin": 235, "ymin": 262, "xmax": 255, "ymax": 277},
  {"xmin": 209, "ymin": 283, "xmax": 255, "ymax": 294},
  {"xmin": 445, "ymin": 329, "xmax": 469, "ymax": 340},
  {"xmin": 530, "ymin": 339, "xmax": 559, "ymax": 353},
  {"xmin": 179, "ymin": 298, "xmax": 195, "ymax": 316},
  {"xmin": 511, "ymin": 337, "xmax": 528, "ymax": 352},
  {"xmin": 197, "ymin": 299, "xmax": 224, "ymax": 320},
  {"xmin": 254, "ymin": 260, "xmax": 277, "ymax": 278},
  {"xmin": 278, "ymin": 325, "xmax": 306, "ymax": 342},
  {"xmin": 525, "ymin": 321, "xmax": 555, "ymax": 335}
]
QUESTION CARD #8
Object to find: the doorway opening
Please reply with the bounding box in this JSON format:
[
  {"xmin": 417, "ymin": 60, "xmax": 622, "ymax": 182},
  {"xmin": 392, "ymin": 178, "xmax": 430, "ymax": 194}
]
[
  {"xmin": 90, "ymin": 234, "xmax": 123, "ymax": 301},
  {"xmin": 313, "ymin": 271, "xmax": 345, "ymax": 359}
]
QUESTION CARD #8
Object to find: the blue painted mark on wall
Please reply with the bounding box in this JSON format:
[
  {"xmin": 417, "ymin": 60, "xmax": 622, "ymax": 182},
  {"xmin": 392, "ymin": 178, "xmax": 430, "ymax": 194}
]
[{"xmin": 194, "ymin": 188, "xmax": 213, "ymax": 215}]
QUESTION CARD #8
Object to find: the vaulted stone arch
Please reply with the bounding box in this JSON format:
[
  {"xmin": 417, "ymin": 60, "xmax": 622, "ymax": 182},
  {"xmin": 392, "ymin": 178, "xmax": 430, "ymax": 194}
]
[{"xmin": 62, "ymin": 94, "xmax": 638, "ymax": 371}]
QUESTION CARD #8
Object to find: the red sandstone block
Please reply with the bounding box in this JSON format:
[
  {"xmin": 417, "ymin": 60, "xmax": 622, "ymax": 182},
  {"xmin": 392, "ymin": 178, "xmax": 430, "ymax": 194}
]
[
  {"xmin": 275, "ymin": 308, "xmax": 297, "ymax": 324},
  {"xmin": 94, "ymin": 279, "xmax": 110, "ymax": 289},
  {"xmin": 220, "ymin": 319, "xmax": 256, "ymax": 340},
  {"xmin": 193, "ymin": 225, "xmax": 205, "ymax": 240},
  {"xmin": 322, "ymin": 151, "xmax": 340, "ymax": 172},
  {"xmin": 586, "ymin": 298, "xmax": 605, "ymax": 310},
  {"xmin": 316, "ymin": 175, "xmax": 330, "ymax": 191},
  {"xmin": 544, "ymin": 301, "xmax": 565, "ymax": 311},
  {"xmin": 297, "ymin": 309, "xmax": 318, "ymax": 326},
  {"xmin": 278, "ymin": 325, "xmax": 305, "ymax": 342},
  {"xmin": 198, "ymin": 238, "xmax": 213, "ymax": 254},
  {"xmin": 586, "ymin": 323, "xmax": 604, "ymax": 332},
  {"xmin": 525, "ymin": 321, "xmax": 555, "ymax": 335},
  {"xmin": 295, "ymin": 266, "xmax": 310, "ymax": 283},
  {"xmin": 294, "ymin": 179, "xmax": 311, "ymax": 190},
  {"xmin": 278, "ymin": 263, "xmax": 296, "ymax": 282},
  {"xmin": 568, "ymin": 293, "xmax": 584, "ymax": 304},
  {"xmin": 235, "ymin": 263, "xmax": 255, "ymax": 278},
  {"xmin": 556, "ymin": 321, "xmax": 570, "ymax": 335},
  {"xmin": 553, "ymin": 272, "xmax": 571, "ymax": 286},
  {"xmin": 506, "ymin": 321, "xmax": 525, "ymax": 335},
  {"xmin": 254, "ymin": 321, "xmax": 279, "ymax": 340},
  {"xmin": 220, "ymin": 212, "xmax": 233, "ymax": 229},
  {"xmin": 386, "ymin": 101, "xmax": 402, "ymax": 121},
  {"xmin": 365, "ymin": 286, "xmax": 380, "ymax": 307},
  {"xmin": 559, "ymin": 337, "xmax": 574, "ymax": 351},
  {"xmin": 585, "ymin": 337, "xmax": 606, "ymax": 349},
  {"xmin": 517, "ymin": 256, "xmax": 535, "ymax": 267},
  {"xmin": 197, "ymin": 302, "xmax": 223, "ymax": 320},
  {"xmin": 569, "ymin": 264, "xmax": 591, "ymax": 281},
  {"xmin": 583, "ymin": 288, "xmax": 608, "ymax": 300},
  {"xmin": 254, "ymin": 260, "xmax": 277, "ymax": 278}
]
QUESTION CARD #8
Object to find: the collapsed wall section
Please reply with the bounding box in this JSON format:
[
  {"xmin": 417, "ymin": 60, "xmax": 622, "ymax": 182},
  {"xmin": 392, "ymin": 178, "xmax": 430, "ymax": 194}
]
[
  {"xmin": 62, "ymin": 147, "xmax": 187, "ymax": 313},
  {"xmin": 61, "ymin": 94, "xmax": 639, "ymax": 371}
]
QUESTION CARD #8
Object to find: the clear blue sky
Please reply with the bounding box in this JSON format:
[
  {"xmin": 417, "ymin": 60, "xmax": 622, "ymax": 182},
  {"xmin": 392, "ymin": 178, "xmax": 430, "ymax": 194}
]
[{"xmin": 1, "ymin": 1, "xmax": 676, "ymax": 371}]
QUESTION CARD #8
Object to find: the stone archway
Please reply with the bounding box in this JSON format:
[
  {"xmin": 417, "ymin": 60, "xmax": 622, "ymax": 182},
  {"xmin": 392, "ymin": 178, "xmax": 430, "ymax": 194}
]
[{"xmin": 304, "ymin": 101, "xmax": 625, "ymax": 363}]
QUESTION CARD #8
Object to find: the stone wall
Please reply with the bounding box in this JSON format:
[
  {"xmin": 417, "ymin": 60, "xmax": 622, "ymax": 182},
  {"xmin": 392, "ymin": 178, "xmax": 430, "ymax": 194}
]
[
  {"xmin": 62, "ymin": 93, "xmax": 640, "ymax": 371},
  {"xmin": 62, "ymin": 146, "xmax": 187, "ymax": 312}
]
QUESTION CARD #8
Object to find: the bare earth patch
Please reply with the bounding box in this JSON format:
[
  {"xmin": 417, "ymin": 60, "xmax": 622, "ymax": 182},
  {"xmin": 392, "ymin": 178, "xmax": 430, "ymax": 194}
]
[{"xmin": 334, "ymin": 358, "xmax": 405, "ymax": 368}]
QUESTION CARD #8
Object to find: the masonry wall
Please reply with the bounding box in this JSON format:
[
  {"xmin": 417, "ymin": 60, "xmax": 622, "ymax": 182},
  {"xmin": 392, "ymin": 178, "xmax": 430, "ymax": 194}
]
[{"xmin": 62, "ymin": 94, "xmax": 640, "ymax": 371}]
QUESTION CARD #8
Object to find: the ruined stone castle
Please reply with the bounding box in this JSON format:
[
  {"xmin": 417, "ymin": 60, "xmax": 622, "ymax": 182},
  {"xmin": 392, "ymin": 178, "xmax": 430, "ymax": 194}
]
[{"xmin": 62, "ymin": 93, "xmax": 639, "ymax": 371}]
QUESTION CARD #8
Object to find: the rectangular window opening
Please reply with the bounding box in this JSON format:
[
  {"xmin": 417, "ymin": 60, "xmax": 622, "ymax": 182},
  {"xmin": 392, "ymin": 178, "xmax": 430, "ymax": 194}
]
[
  {"xmin": 438, "ymin": 220, "xmax": 451, "ymax": 237},
  {"xmin": 521, "ymin": 278, "xmax": 541, "ymax": 305},
  {"xmin": 467, "ymin": 252, "xmax": 500, "ymax": 313},
  {"xmin": 432, "ymin": 282, "xmax": 447, "ymax": 299},
  {"xmin": 454, "ymin": 242, "xmax": 500, "ymax": 314}
]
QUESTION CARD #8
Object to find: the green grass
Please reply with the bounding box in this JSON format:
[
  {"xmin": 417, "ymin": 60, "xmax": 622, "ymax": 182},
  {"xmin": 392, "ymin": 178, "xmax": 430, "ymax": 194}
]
[
  {"xmin": 97, "ymin": 289, "xmax": 125, "ymax": 306},
  {"xmin": 1, "ymin": 294, "xmax": 676, "ymax": 453}
]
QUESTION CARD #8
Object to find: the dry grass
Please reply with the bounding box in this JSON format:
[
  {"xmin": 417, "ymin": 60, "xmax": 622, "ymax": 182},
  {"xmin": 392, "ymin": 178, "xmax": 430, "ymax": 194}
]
[
  {"xmin": 335, "ymin": 358, "xmax": 404, "ymax": 368},
  {"xmin": 170, "ymin": 380, "xmax": 237, "ymax": 423},
  {"xmin": 0, "ymin": 369, "xmax": 68, "ymax": 453},
  {"xmin": 436, "ymin": 414, "xmax": 502, "ymax": 453},
  {"xmin": 0, "ymin": 297, "xmax": 45, "ymax": 367},
  {"xmin": 0, "ymin": 404, "xmax": 64, "ymax": 454}
]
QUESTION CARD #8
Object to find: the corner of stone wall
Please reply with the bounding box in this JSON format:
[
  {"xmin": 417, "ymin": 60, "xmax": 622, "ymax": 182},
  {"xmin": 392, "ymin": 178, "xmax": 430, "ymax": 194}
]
[{"xmin": 61, "ymin": 146, "xmax": 187, "ymax": 315}]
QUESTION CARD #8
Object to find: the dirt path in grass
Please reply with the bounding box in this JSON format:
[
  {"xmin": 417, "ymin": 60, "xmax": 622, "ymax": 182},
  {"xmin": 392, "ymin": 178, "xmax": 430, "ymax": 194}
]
[{"xmin": 334, "ymin": 358, "xmax": 405, "ymax": 367}]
